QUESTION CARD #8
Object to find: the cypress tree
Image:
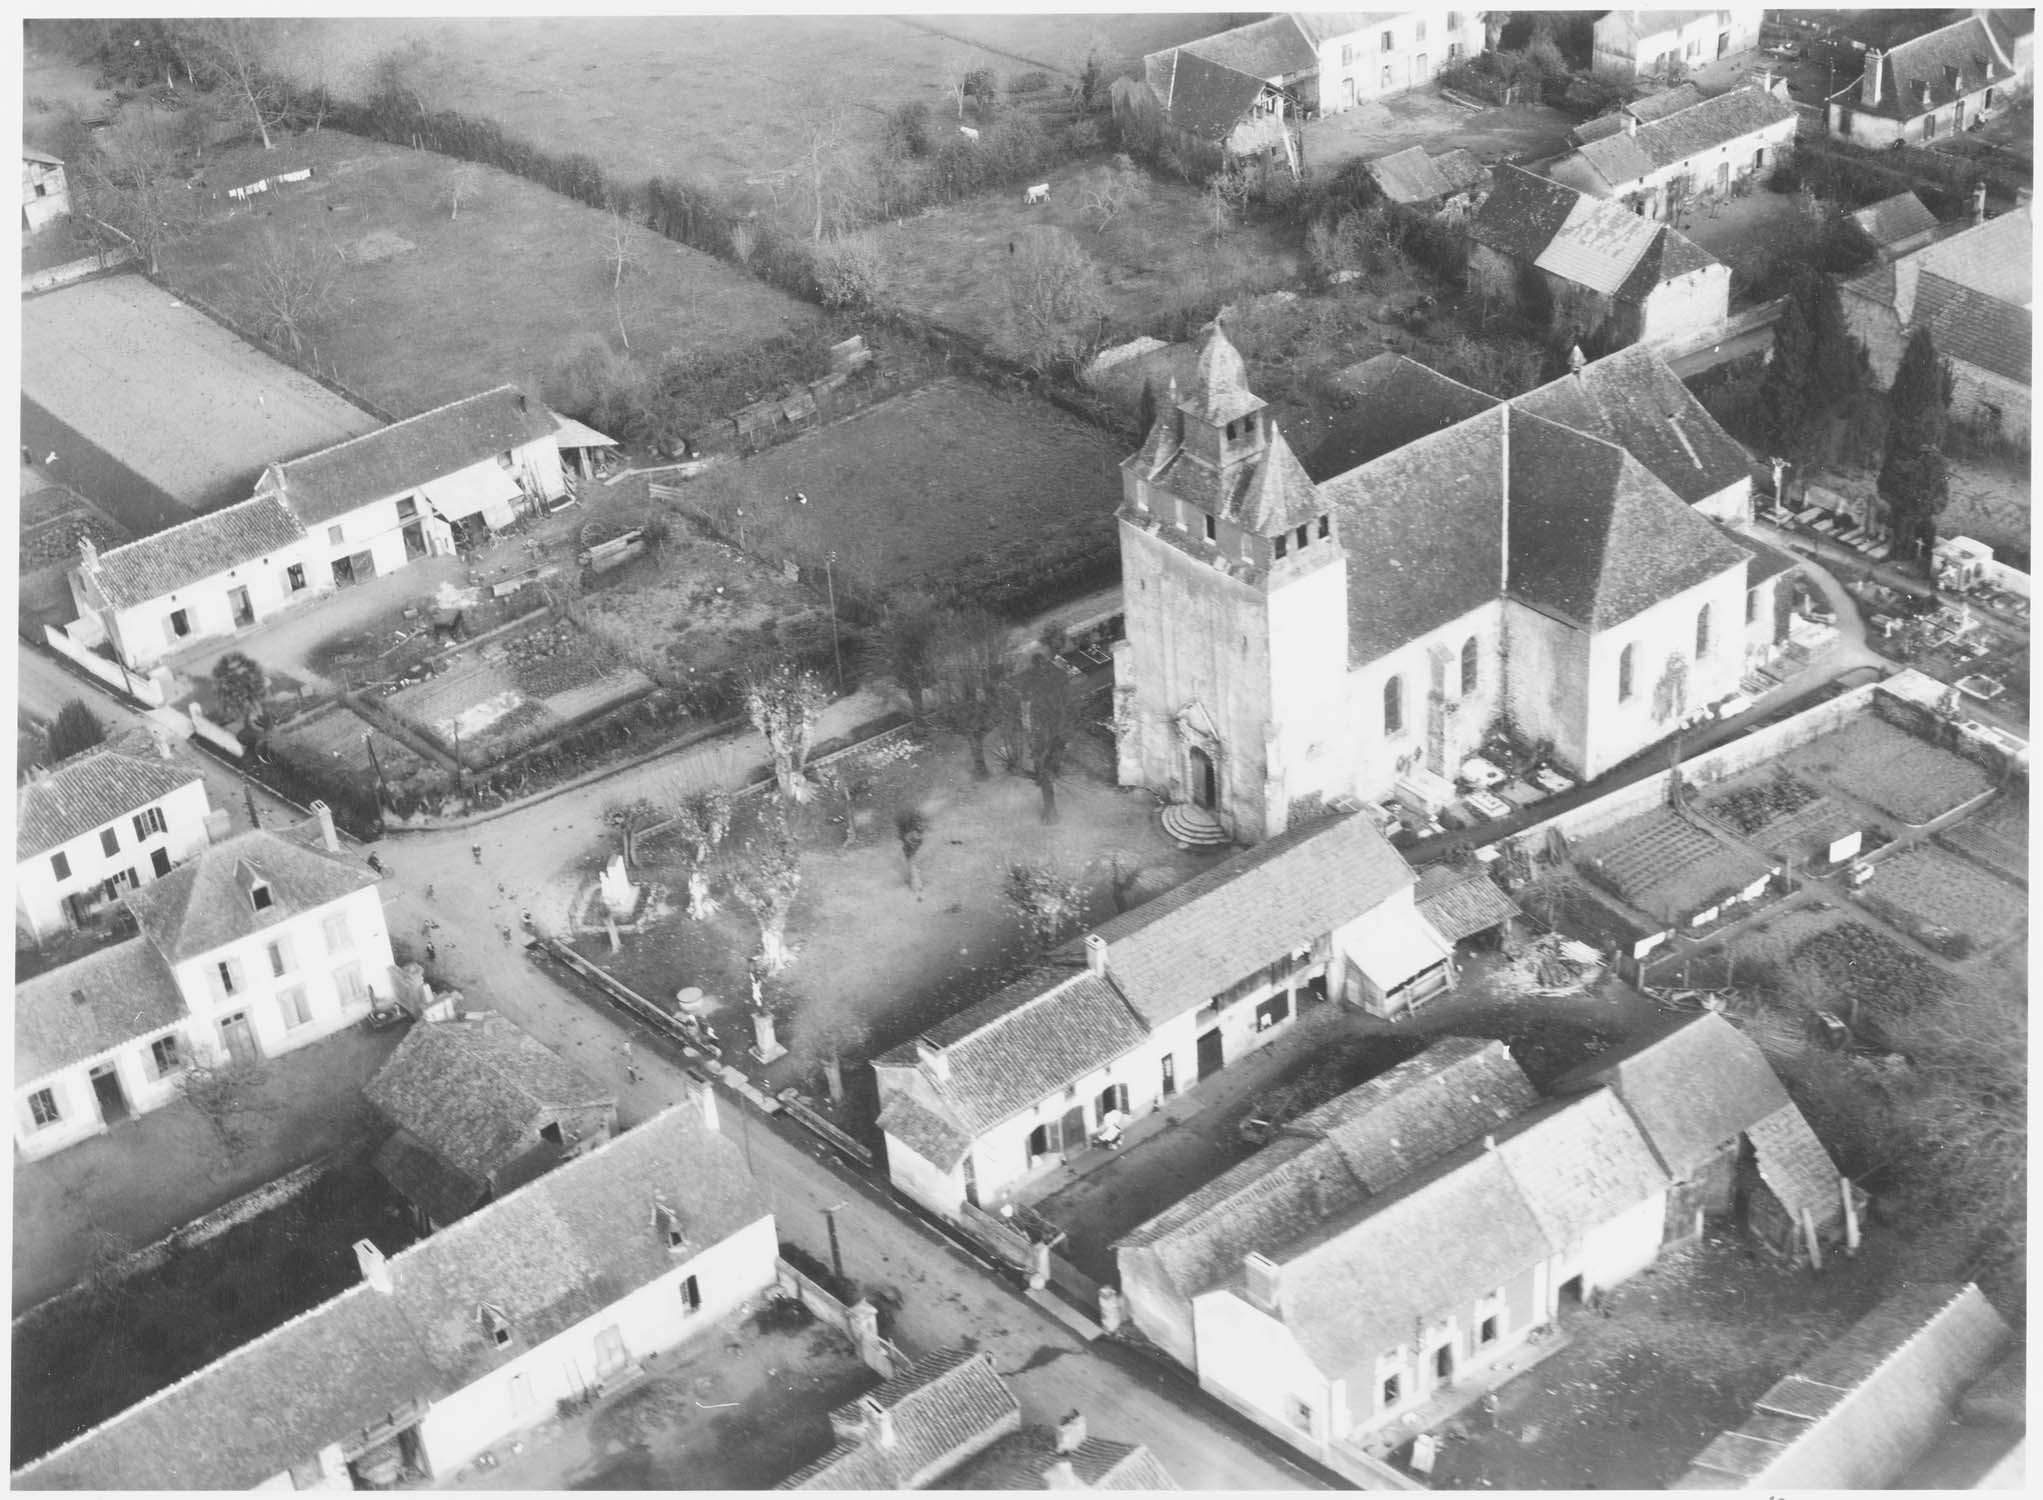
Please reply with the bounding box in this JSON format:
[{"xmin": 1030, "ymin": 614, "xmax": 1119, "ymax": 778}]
[
  {"xmin": 1756, "ymin": 296, "xmax": 1813, "ymax": 464},
  {"xmin": 1878, "ymin": 326, "xmax": 1954, "ymax": 563}
]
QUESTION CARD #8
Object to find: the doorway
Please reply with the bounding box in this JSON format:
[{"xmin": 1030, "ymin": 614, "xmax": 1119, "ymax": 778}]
[
  {"xmin": 167, "ymin": 608, "xmax": 191, "ymax": 642},
  {"xmin": 219, "ymin": 1011, "xmax": 260, "ymax": 1067},
  {"xmin": 227, "ymin": 586, "xmax": 254, "ymax": 627},
  {"xmin": 593, "ymin": 1325, "xmax": 629, "ymax": 1379},
  {"xmin": 1342, "ymin": 76, "xmax": 1355, "ymax": 107},
  {"xmin": 1160, "ymin": 1053, "xmax": 1176, "ymax": 1098},
  {"xmin": 1717, "ymin": 30, "xmax": 1729, "ymax": 57},
  {"xmin": 1715, "ymin": 160, "xmax": 1730, "ymax": 191},
  {"xmin": 1060, "ymin": 1104, "xmax": 1087, "ymax": 1154},
  {"xmin": 1557, "ymin": 1274, "xmax": 1584, "ymax": 1310},
  {"xmin": 1433, "ymin": 1343, "xmax": 1455, "ymax": 1382},
  {"xmin": 1196, "ymin": 1027, "xmax": 1224, "ymax": 1081},
  {"xmin": 89, "ymin": 1064, "xmax": 130, "ymax": 1125},
  {"xmin": 1188, "ymin": 745, "xmax": 1218, "ymax": 809}
]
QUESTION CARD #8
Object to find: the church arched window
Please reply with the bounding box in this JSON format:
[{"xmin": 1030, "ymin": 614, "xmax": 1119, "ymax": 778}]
[
  {"xmin": 1460, "ymin": 637, "xmax": 1479, "ymax": 696},
  {"xmin": 1618, "ymin": 643, "xmax": 1637, "ymax": 702},
  {"xmin": 1383, "ymin": 675, "xmax": 1404, "ymax": 736}
]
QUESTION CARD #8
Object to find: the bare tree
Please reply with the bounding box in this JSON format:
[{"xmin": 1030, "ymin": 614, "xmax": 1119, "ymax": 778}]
[
  {"xmin": 1004, "ymin": 858, "xmax": 1088, "ymax": 953},
  {"xmin": 180, "ymin": 18, "xmax": 294, "ymax": 151},
  {"xmin": 931, "ymin": 607, "xmax": 1010, "ymax": 777},
  {"xmin": 597, "ymin": 210, "xmax": 644, "ymax": 352},
  {"xmin": 745, "ymin": 661, "xmax": 828, "ymax": 805},
  {"xmin": 785, "ymin": 986, "xmax": 869, "ymax": 1104},
  {"xmin": 870, "ymin": 591, "xmax": 943, "ymax": 722},
  {"xmin": 731, "ymin": 808, "xmax": 803, "ymax": 973},
  {"xmin": 785, "ymin": 103, "xmax": 862, "ymax": 242},
  {"xmin": 1002, "ymin": 657, "xmax": 1084, "ymax": 823},
  {"xmin": 442, "ymin": 162, "xmax": 484, "ymax": 221},
  {"xmin": 240, "ymin": 230, "xmax": 341, "ymax": 356},
  {"xmin": 79, "ymin": 112, "xmax": 199, "ymax": 274},
  {"xmin": 670, "ymin": 787, "xmax": 734, "ymax": 919},
  {"xmin": 1079, "ymin": 154, "xmax": 1146, "ymax": 233},
  {"xmin": 1004, "ymin": 227, "xmax": 1109, "ymax": 373}
]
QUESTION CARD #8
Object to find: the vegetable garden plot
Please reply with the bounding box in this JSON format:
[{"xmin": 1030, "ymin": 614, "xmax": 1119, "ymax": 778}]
[
  {"xmin": 269, "ymin": 702, "xmax": 433, "ymax": 786},
  {"xmin": 1936, "ymin": 790, "xmax": 2027, "ymax": 886},
  {"xmin": 1784, "ymin": 715, "xmax": 1996, "ymax": 825},
  {"xmin": 1857, "ymin": 844, "xmax": 2027, "ymax": 959},
  {"xmin": 1700, "ymin": 773, "xmax": 1823, "ymax": 837},
  {"xmin": 1576, "ymin": 808, "xmax": 1772, "ymax": 921}
]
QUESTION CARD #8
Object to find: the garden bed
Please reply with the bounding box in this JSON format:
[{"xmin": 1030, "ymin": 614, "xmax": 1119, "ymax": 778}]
[
  {"xmin": 1935, "ymin": 789, "xmax": 2026, "ymax": 886},
  {"xmin": 1700, "ymin": 772, "xmax": 1822, "ymax": 837},
  {"xmin": 1575, "ymin": 808, "xmax": 1773, "ymax": 925},
  {"xmin": 1856, "ymin": 844, "xmax": 2026, "ymax": 961},
  {"xmin": 1782, "ymin": 715, "xmax": 1998, "ymax": 825}
]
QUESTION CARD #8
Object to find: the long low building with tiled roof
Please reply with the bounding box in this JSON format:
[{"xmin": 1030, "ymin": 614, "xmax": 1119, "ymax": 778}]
[
  {"xmin": 1551, "ymin": 80, "xmax": 1799, "ymax": 219},
  {"xmin": 1826, "ymin": 13, "xmax": 2020, "ymax": 147},
  {"xmin": 15, "ymin": 1101, "xmax": 776, "ymax": 1489},
  {"xmin": 875, "ymin": 811, "xmax": 1460, "ymax": 1219}
]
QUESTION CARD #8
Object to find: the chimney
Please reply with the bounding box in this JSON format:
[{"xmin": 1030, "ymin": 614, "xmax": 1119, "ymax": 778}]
[
  {"xmin": 151, "ymin": 727, "xmax": 174, "ymax": 760},
  {"xmin": 1083, "ymin": 932, "xmax": 1107, "ymax": 975},
  {"xmin": 863, "ymin": 1398, "xmax": 896, "ymax": 1450},
  {"xmin": 1862, "ymin": 47, "xmax": 1884, "ymax": 106},
  {"xmin": 1056, "ymin": 1410, "xmax": 1088, "ymax": 1454},
  {"xmin": 915, "ymin": 1036, "xmax": 950, "ymax": 1084},
  {"xmin": 1568, "ymin": 344, "xmax": 1587, "ymax": 375},
  {"xmin": 1484, "ymin": 1133, "xmax": 1497, "ymax": 1151},
  {"xmin": 310, "ymin": 799, "xmax": 338, "ymax": 852},
  {"xmin": 77, "ymin": 535, "xmax": 98, "ymax": 572},
  {"xmin": 354, "ymin": 1238, "xmax": 393, "ymax": 1294},
  {"xmin": 1043, "ymin": 1460, "xmax": 1083, "ymax": 1490},
  {"xmin": 1760, "ymin": 67, "xmax": 1774, "ymax": 96},
  {"xmin": 1972, "ymin": 182, "xmax": 1988, "ymax": 225},
  {"xmin": 1244, "ymin": 1251, "xmax": 1281, "ymax": 1313},
  {"xmin": 1622, "ymin": 110, "xmax": 1637, "ymax": 137}
]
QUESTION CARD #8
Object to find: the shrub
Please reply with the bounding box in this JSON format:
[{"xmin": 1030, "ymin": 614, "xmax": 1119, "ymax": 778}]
[
  {"xmin": 1010, "ymin": 69, "xmax": 1052, "ymax": 94},
  {"xmin": 884, "ymin": 101, "xmax": 933, "ymax": 159},
  {"xmin": 811, "ymin": 230, "xmax": 891, "ymax": 311}
]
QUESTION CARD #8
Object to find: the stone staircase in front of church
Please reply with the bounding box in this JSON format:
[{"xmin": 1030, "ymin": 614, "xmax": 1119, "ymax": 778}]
[{"xmin": 1159, "ymin": 802, "xmax": 1231, "ymax": 847}]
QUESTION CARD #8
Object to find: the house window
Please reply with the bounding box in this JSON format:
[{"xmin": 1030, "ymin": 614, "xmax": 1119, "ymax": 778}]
[
  {"xmin": 1922, "ymin": 112, "xmax": 1938, "ymax": 142},
  {"xmin": 29, "ymin": 1088, "xmax": 61, "ymax": 1127},
  {"xmin": 1479, "ymin": 1313, "xmax": 1500, "ymax": 1345},
  {"xmin": 681, "ymin": 1274, "xmax": 702, "ymax": 1312},
  {"xmin": 286, "ymin": 563, "xmax": 307, "ymax": 591},
  {"xmin": 1383, "ymin": 675, "xmax": 1404, "ymax": 736},
  {"xmin": 332, "ymin": 963, "xmax": 366, "ymax": 1005},
  {"xmin": 250, "ymin": 882, "xmax": 274, "ymax": 912},
  {"xmin": 541, "ymin": 1121, "xmax": 565, "ymax": 1145},
  {"xmin": 1447, "ymin": 10, "xmax": 1460, "ymax": 26},
  {"xmin": 1695, "ymin": 603, "xmax": 1712, "ymax": 658},
  {"xmin": 1027, "ymin": 1123, "xmax": 1056, "ymax": 1160},
  {"xmin": 326, "ymin": 525, "xmax": 344, "ymax": 545},
  {"xmin": 1341, "ymin": 42, "xmax": 1356, "ymax": 65},
  {"xmin": 1380, "ymin": 30, "xmax": 1394, "ymax": 52},
  {"xmin": 396, "ymin": 496, "xmax": 418, "ymax": 519},
  {"xmin": 481, "ymin": 1306, "xmax": 512, "ymax": 1346},
  {"xmin": 99, "ymin": 827, "xmax": 119, "ymax": 857},
  {"xmin": 1096, "ymin": 1082, "xmax": 1129, "ymax": 1122},
  {"xmin": 1414, "ymin": 19, "xmax": 1426, "ymax": 42},
  {"xmin": 1460, "ymin": 636, "xmax": 1479, "ymax": 695},
  {"xmin": 279, "ymin": 985, "xmax": 312, "ymax": 1029},
  {"xmin": 323, "ymin": 912, "xmax": 353, "ymax": 952},
  {"xmin": 1285, "ymin": 1395, "xmax": 1316, "ymax": 1434},
  {"xmin": 497, "ymin": 451, "xmax": 515, "ymax": 470},
  {"xmin": 1434, "ymin": 1343, "xmax": 1455, "ymax": 1379},
  {"xmin": 133, "ymin": 806, "xmax": 167, "ymax": 840},
  {"xmin": 151, "ymin": 848, "xmax": 172, "ymax": 877},
  {"xmin": 218, "ymin": 958, "xmax": 242, "ymax": 995},
  {"xmin": 267, "ymin": 938, "xmax": 292, "ymax": 976},
  {"xmin": 1275, "ymin": 534, "xmax": 1288, "ymax": 559},
  {"xmin": 1317, "ymin": 514, "xmax": 1330, "ymax": 538},
  {"xmin": 169, "ymin": 609, "xmax": 191, "ymax": 638},
  {"xmin": 150, "ymin": 1035, "xmax": 183, "ymax": 1078},
  {"xmin": 1255, "ymin": 991, "xmax": 1292, "ymax": 1030},
  {"xmin": 1746, "ymin": 588, "xmax": 1760, "ymax": 624},
  {"xmin": 1295, "ymin": 523, "xmax": 1310, "ymax": 550},
  {"xmin": 1618, "ymin": 643, "xmax": 1636, "ymax": 702},
  {"xmin": 50, "ymin": 851, "xmax": 70, "ymax": 881},
  {"xmin": 1381, "ymin": 1372, "xmax": 1402, "ymax": 1408},
  {"xmin": 1204, "ymin": 514, "xmax": 1217, "ymax": 543}
]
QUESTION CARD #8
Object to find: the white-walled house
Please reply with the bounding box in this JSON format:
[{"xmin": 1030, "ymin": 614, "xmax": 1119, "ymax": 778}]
[
  {"xmin": 1593, "ymin": 8, "xmax": 1766, "ymax": 76},
  {"xmin": 1113, "ymin": 324, "xmax": 1766, "ymax": 846},
  {"xmin": 1552, "ymin": 81, "xmax": 1799, "ymax": 220},
  {"xmin": 1295, "ymin": 10, "xmax": 1489, "ymax": 111},
  {"xmin": 12, "ymin": 807, "xmax": 393, "ymax": 1160},
  {"xmin": 254, "ymin": 384, "xmax": 565, "ymax": 590},
  {"xmin": 874, "ymin": 812, "xmax": 1456, "ymax": 1220},
  {"xmin": 1827, "ymin": 15, "xmax": 2019, "ymax": 147},
  {"xmin": 13, "ymin": 1099, "xmax": 777, "ymax": 1489},
  {"xmin": 15, "ymin": 732, "xmax": 215, "ymax": 941}
]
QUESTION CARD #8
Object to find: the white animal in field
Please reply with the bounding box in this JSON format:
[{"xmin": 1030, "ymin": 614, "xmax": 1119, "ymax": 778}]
[
  {"xmin": 959, "ymin": 125, "xmax": 980, "ymax": 142},
  {"xmin": 1024, "ymin": 183, "xmax": 1049, "ymax": 205}
]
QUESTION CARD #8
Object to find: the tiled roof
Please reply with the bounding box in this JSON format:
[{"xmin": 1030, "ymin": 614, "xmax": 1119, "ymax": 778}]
[
  {"xmin": 1847, "ymin": 207, "xmax": 2032, "ymax": 308},
  {"xmin": 85, "ymin": 495, "xmax": 306, "ymax": 611},
  {"xmin": 1854, "ymin": 17, "xmax": 2015, "ymax": 124},
  {"xmin": 1515, "ymin": 343, "xmax": 1754, "ymax": 508},
  {"xmin": 1143, "ymin": 49, "xmax": 1272, "ymax": 142},
  {"xmin": 1321, "ymin": 404, "xmax": 1509, "ymax": 665},
  {"xmin": 876, "ymin": 1091, "xmax": 975, "ymax": 1171},
  {"xmin": 1180, "ymin": 14, "xmax": 1317, "ymax": 80},
  {"xmin": 373, "ymin": 1128, "xmax": 487, "ymax": 1227},
  {"xmin": 1089, "ymin": 810, "xmax": 1416, "ymax": 1027},
  {"xmin": 1236, "ymin": 425, "xmax": 1323, "ymax": 534},
  {"xmin": 122, "ymin": 827, "xmax": 376, "ymax": 963},
  {"xmin": 1508, "ymin": 411, "xmax": 1751, "ymax": 629},
  {"xmin": 1746, "ymin": 1103, "xmax": 1845, "ymax": 1227},
  {"xmin": 1678, "ymin": 1283, "xmax": 2012, "ymax": 1489},
  {"xmin": 1850, "ymin": 191, "xmax": 1938, "ymax": 249},
  {"xmin": 364, "ymin": 1014, "xmax": 612, "ymax": 1185},
  {"xmin": 268, "ymin": 385, "xmax": 554, "ymax": 528},
  {"xmin": 1312, "ymin": 355, "xmax": 1502, "ymax": 476},
  {"xmin": 1600, "ymin": 84, "xmax": 1797, "ymax": 182},
  {"xmin": 1181, "ymin": 321, "xmax": 1264, "ymax": 425},
  {"xmin": 779, "ymin": 1348, "xmax": 1022, "ymax": 1489},
  {"xmin": 1740, "ymin": 530, "xmax": 1802, "ymax": 585},
  {"xmin": 1291, "ymin": 12, "xmax": 1410, "ymax": 46},
  {"xmin": 1539, "ymin": 195, "xmax": 1677, "ymax": 297},
  {"xmin": 1597, "ymin": 9, "xmax": 1719, "ymax": 49},
  {"xmin": 1365, "ymin": 146, "xmax": 1460, "ymax": 204},
  {"xmin": 948, "ymin": 1425, "xmax": 1179, "ymax": 1489},
  {"xmin": 889, "ymin": 968, "xmax": 1149, "ymax": 1137},
  {"xmin": 14, "ymin": 937, "xmax": 187, "ymax": 1086},
  {"xmin": 15, "ymin": 1105, "xmax": 770, "ymax": 1490},
  {"xmin": 1552, "ymin": 1012, "xmax": 1795, "ymax": 1177},
  {"xmin": 1612, "ymin": 221, "xmax": 1720, "ymax": 303},
  {"xmin": 1489, "ymin": 1089, "xmax": 1668, "ymax": 1247},
  {"xmin": 1628, "ymin": 82, "xmax": 1710, "ymax": 123},
  {"xmin": 24, "ymin": 147, "xmax": 65, "ymax": 166},
  {"xmin": 1916, "ymin": 271, "xmax": 2031, "ymax": 385},
  {"xmin": 1472, "ymin": 169, "xmax": 1722, "ymax": 300},
  {"xmin": 1118, "ymin": 1038, "xmax": 1537, "ymax": 1302},
  {"xmin": 1468, "ymin": 166, "xmax": 1581, "ymax": 264},
  {"xmin": 16, "ymin": 741, "xmax": 204, "ymax": 861},
  {"xmin": 1414, "ymin": 862, "xmax": 1520, "ymax": 942},
  {"xmin": 1572, "ymin": 128, "xmax": 1657, "ymax": 190}
]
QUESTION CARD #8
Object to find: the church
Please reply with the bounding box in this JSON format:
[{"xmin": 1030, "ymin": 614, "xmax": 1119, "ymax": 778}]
[{"xmin": 1113, "ymin": 325, "xmax": 1792, "ymax": 844}]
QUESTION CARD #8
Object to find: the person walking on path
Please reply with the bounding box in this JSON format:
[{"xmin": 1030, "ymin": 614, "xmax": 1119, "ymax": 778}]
[
  {"xmin": 471, "ymin": 842, "xmax": 483, "ymax": 865},
  {"xmin": 622, "ymin": 1038, "xmax": 641, "ymax": 1085}
]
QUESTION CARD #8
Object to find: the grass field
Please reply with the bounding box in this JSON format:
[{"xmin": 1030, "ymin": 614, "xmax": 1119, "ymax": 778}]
[
  {"xmin": 1782, "ymin": 715, "xmax": 1997, "ymax": 825},
  {"xmin": 656, "ymin": 377, "xmax": 1124, "ymax": 602},
  {"xmin": 294, "ymin": 14, "xmax": 1231, "ymax": 209},
  {"xmin": 157, "ymin": 131, "xmax": 819, "ymax": 418},
  {"xmin": 22, "ymin": 273, "xmax": 383, "ymax": 513},
  {"xmin": 1858, "ymin": 843, "xmax": 2027, "ymax": 959},
  {"xmin": 1936, "ymin": 788, "xmax": 2026, "ymax": 885}
]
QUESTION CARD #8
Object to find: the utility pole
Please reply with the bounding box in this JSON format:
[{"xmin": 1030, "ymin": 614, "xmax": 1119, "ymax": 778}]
[
  {"xmin": 823, "ymin": 1201, "xmax": 847, "ymax": 1282},
  {"xmin": 363, "ymin": 731, "xmax": 391, "ymax": 805},
  {"xmin": 825, "ymin": 550, "xmax": 844, "ymax": 692}
]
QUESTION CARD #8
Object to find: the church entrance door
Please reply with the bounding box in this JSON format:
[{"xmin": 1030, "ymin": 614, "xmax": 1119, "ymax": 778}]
[{"xmin": 1188, "ymin": 746, "xmax": 1218, "ymax": 809}]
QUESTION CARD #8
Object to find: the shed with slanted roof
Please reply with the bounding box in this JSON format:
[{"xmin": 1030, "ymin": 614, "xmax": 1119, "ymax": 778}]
[{"xmin": 778, "ymin": 1347, "xmax": 1023, "ymax": 1489}]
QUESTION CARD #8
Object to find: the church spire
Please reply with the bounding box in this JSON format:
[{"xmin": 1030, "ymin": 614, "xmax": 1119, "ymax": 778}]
[{"xmin": 1238, "ymin": 423, "xmax": 1323, "ymax": 537}]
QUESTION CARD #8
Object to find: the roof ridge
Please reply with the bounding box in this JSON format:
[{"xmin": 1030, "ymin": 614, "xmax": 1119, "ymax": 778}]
[
  {"xmin": 92, "ymin": 493, "xmax": 290, "ymax": 563},
  {"xmin": 275, "ymin": 383, "xmax": 524, "ymax": 475}
]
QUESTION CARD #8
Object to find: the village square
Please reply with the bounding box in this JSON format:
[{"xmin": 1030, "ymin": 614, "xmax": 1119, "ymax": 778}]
[{"xmin": 10, "ymin": 8, "xmax": 2030, "ymax": 1492}]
